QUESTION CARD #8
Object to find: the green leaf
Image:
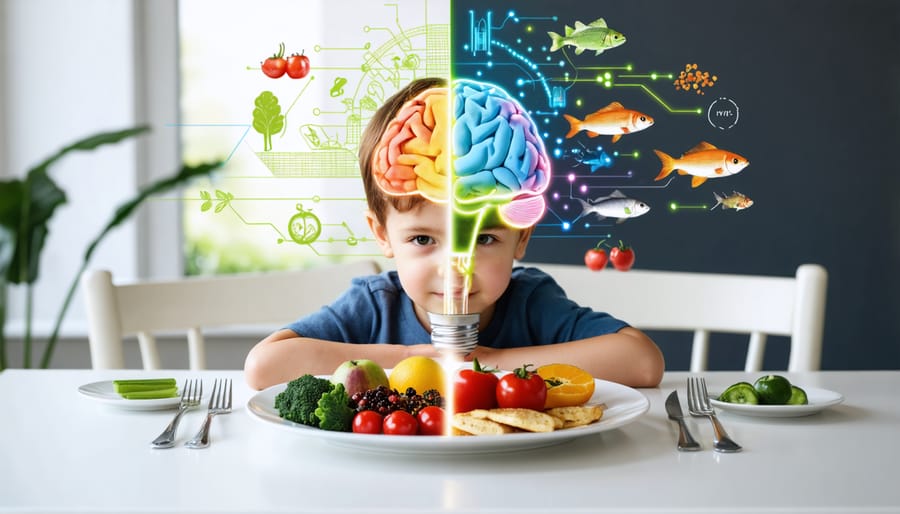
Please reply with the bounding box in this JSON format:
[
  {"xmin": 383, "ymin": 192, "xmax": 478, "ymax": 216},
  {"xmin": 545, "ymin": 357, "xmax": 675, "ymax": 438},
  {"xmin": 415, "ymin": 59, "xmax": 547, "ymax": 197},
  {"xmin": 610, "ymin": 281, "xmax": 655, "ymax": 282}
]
[
  {"xmin": 25, "ymin": 126, "xmax": 150, "ymax": 175},
  {"xmin": 82, "ymin": 161, "xmax": 222, "ymax": 264},
  {"xmin": 200, "ymin": 201, "xmax": 212, "ymax": 212},
  {"xmin": 0, "ymin": 182, "xmax": 24, "ymax": 286},
  {"xmin": 0, "ymin": 126, "xmax": 150, "ymax": 286},
  {"xmin": 40, "ymin": 159, "xmax": 223, "ymax": 369}
]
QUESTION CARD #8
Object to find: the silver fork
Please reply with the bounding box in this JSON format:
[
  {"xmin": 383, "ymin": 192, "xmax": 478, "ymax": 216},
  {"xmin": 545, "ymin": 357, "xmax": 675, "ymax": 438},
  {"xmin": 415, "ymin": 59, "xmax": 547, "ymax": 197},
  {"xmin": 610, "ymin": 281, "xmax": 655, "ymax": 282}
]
[
  {"xmin": 151, "ymin": 379, "xmax": 202, "ymax": 448},
  {"xmin": 687, "ymin": 376, "xmax": 742, "ymax": 453},
  {"xmin": 185, "ymin": 378, "xmax": 232, "ymax": 449}
]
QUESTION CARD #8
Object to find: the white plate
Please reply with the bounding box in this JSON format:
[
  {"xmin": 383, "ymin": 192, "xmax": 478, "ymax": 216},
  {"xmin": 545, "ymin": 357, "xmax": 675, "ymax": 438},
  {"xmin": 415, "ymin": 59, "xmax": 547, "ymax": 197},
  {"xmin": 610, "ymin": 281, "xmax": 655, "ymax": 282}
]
[
  {"xmin": 709, "ymin": 387, "xmax": 844, "ymax": 417},
  {"xmin": 246, "ymin": 378, "xmax": 649, "ymax": 455},
  {"xmin": 77, "ymin": 380, "xmax": 183, "ymax": 411}
]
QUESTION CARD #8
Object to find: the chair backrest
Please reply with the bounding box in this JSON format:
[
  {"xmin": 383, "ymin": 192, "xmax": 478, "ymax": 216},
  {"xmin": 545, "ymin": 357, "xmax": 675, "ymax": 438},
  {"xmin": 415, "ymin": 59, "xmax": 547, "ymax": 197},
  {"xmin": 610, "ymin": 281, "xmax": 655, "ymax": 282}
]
[
  {"xmin": 535, "ymin": 263, "xmax": 828, "ymax": 372},
  {"xmin": 82, "ymin": 260, "xmax": 381, "ymax": 370}
]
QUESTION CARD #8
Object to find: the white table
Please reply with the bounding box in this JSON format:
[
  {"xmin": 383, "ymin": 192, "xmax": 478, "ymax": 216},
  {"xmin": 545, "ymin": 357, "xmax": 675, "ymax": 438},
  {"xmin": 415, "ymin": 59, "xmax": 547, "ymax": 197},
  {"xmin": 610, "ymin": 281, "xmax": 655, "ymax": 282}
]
[{"xmin": 1, "ymin": 369, "xmax": 898, "ymax": 514}]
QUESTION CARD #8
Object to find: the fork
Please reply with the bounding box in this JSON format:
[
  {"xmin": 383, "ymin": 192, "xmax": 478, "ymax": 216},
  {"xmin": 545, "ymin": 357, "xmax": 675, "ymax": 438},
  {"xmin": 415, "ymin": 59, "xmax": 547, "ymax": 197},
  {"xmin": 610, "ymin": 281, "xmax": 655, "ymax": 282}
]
[
  {"xmin": 686, "ymin": 376, "xmax": 742, "ymax": 453},
  {"xmin": 185, "ymin": 378, "xmax": 232, "ymax": 449},
  {"xmin": 151, "ymin": 379, "xmax": 202, "ymax": 448}
]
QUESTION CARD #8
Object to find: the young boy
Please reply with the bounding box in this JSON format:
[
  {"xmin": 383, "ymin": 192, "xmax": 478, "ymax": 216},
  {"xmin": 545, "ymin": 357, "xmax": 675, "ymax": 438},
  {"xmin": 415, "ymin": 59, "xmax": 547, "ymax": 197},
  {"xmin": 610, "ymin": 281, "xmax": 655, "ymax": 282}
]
[{"xmin": 244, "ymin": 78, "xmax": 664, "ymax": 390}]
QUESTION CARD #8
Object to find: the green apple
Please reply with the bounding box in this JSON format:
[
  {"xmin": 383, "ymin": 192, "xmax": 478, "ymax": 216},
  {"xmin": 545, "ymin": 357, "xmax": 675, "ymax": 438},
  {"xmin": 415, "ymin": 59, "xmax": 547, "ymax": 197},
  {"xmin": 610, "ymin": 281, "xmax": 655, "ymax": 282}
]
[{"xmin": 331, "ymin": 359, "xmax": 389, "ymax": 396}]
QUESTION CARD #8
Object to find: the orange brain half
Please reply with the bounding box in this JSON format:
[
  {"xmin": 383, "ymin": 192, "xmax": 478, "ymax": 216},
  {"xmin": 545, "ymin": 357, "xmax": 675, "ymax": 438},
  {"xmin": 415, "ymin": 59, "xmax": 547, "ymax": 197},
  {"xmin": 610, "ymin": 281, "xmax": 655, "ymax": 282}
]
[{"xmin": 371, "ymin": 88, "xmax": 449, "ymax": 202}]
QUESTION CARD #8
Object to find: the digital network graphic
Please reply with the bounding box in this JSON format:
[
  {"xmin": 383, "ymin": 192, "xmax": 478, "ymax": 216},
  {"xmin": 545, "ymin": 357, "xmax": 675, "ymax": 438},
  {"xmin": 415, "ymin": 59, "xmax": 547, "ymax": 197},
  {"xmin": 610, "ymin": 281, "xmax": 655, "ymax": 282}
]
[
  {"xmin": 179, "ymin": 1, "xmax": 749, "ymax": 274},
  {"xmin": 455, "ymin": 8, "xmax": 750, "ymax": 251}
]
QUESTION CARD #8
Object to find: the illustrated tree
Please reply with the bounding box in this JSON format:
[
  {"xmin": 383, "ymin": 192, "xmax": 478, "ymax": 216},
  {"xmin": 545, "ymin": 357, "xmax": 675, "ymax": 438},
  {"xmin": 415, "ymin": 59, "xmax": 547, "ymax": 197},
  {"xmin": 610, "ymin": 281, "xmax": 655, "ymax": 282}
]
[{"xmin": 252, "ymin": 91, "xmax": 284, "ymax": 152}]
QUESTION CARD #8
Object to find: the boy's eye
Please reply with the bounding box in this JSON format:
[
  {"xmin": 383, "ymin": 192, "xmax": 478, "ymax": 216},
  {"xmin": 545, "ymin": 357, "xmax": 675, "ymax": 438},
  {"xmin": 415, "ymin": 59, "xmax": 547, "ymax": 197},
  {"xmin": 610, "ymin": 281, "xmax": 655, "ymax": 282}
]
[
  {"xmin": 411, "ymin": 235, "xmax": 434, "ymax": 246},
  {"xmin": 476, "ymin": 234, "xmax": 498, "ymax": 245}
]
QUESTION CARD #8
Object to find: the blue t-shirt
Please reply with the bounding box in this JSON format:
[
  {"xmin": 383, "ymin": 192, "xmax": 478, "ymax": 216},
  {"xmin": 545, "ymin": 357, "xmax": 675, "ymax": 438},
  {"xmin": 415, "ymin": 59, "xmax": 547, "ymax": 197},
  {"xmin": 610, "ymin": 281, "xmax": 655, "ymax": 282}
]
[{"xmin": 285, "ymin": 266, "xmax": 628, "ymax": 347}]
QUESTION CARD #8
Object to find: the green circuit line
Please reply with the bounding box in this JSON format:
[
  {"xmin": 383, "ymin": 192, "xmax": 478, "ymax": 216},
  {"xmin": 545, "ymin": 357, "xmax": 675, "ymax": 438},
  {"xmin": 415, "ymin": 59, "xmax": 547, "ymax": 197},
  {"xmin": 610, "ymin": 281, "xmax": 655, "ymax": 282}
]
[{"xmin": 613, "ymin": 83, "xmax": 702, "ymax": 114}]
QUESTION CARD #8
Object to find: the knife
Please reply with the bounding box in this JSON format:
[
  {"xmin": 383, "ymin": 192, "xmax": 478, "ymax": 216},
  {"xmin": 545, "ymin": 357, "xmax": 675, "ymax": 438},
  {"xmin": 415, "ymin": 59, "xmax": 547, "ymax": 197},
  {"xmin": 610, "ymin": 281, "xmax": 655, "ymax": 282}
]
[{"xmin": 665, "ymin": 390, "xmax": 701, "ymax": 451}]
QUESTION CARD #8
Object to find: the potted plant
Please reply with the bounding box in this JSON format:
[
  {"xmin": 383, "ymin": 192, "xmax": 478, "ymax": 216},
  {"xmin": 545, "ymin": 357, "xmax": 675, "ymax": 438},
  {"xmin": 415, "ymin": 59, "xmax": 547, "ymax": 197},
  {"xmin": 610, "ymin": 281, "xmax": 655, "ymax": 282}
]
[{"xmin": 0, "ymin": 126, "xmax": 222, "ymax": 370}]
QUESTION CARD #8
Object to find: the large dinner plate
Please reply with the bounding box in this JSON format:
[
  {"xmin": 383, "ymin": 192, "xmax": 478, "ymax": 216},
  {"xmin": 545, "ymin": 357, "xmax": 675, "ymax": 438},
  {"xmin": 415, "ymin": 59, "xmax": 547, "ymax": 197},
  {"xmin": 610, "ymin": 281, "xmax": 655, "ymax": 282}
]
[
  {"xmin": 246, "ymin": 378, "xmax": 649, "ymax": 455},
  {"xmin": 710, "ymin": 387, "xmax": 844, "ymax": 418},
  {"xmin": 77, "ymin": 380, "xmax": 183, "ymax": 411}
]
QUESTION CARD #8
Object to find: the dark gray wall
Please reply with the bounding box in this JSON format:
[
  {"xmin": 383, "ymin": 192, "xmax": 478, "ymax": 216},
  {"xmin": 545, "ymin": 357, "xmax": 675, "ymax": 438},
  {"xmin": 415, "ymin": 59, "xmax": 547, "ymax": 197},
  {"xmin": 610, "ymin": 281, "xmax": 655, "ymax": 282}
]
[{"xmin": 454, "ymin": 0, "xmax": 900, "ymax": 370}]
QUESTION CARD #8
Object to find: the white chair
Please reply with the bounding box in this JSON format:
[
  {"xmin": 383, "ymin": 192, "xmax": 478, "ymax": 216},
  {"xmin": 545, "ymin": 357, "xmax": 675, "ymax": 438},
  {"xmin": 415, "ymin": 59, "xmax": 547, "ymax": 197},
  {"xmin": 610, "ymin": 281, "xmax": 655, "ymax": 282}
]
[
  {"xmin": 535, "ymin": 263, "xmax": 828, "ymax": 372},
  {"xmin": 82, "ymin": 260, "xmax": 381, "ymax": 370}
]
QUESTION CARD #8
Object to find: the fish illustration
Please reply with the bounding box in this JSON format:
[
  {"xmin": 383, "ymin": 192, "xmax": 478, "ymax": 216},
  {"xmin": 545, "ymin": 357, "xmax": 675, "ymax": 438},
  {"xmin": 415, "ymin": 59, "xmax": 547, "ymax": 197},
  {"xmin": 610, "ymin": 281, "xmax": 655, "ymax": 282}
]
[
  {"xmin": 563, "ymin": 102, "xmax": 654, "ymax": 143},
  {"xmin": 574, "ymin": 151, "xmax": 613, "ymax": 172},
  {"xmin": 572, "ymin": 190, "xmax": 650, "ymax": 224},
  {"xmin": 653, "ymin": 142, "xmax": 749, "ymax": 188},
  {"xmin": 711, "ymin": 191, "xmax": 754, "ymax": 211},
  {"xmin": 548, "ymin": 18, "xmax": 626, "ymax": 56}
]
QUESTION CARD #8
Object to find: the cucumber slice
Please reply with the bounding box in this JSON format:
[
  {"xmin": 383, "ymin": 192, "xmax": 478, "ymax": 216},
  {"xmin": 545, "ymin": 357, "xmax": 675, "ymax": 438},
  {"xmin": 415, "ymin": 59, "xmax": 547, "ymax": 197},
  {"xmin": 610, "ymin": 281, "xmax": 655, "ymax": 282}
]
[
  {"xmin": 718, "ymin": 382, "xmax": 759, "ymax": 404},
  {"xmin": 120, "ymin": 387, "xmax": 178, "ymax": 399},
  {"xmin": 787, "ymin": 385, "xmax": 809, "ymax": 405},
  {"xmin": 114, "ymin": 378, "xmax": 176, "ymax": 394}
]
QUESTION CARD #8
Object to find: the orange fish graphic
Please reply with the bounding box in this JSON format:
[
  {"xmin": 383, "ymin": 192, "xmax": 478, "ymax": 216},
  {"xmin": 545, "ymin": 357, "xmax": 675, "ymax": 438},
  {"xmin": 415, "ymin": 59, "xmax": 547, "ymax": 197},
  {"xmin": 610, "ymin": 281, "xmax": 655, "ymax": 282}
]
[
  {"xmin": 653, "ymin": 142, "xmax": 749, "ymax": 188},
  {"xmin": 563, "ymin": 102, "xmax": 654, "ymax": 143}
]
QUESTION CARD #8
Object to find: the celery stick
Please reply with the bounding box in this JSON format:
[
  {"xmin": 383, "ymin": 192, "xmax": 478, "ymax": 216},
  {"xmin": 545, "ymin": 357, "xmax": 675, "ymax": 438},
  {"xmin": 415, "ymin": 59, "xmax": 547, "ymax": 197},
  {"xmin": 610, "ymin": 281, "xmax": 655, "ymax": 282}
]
[
  {"xmin": 113, "ymin": 378, "xmax": 176, "ymax": 394},
  {"xmin": 120, "ymin": 387, "xmax": 178, "ymax": 400}
]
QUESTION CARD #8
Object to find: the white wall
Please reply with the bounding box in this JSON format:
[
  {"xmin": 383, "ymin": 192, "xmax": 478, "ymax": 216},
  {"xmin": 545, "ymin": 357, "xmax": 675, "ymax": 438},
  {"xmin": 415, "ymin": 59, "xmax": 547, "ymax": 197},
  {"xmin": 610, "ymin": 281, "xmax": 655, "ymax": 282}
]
[{"xmin": 2, "ymin": 0, "xmax": 180, "ymax": 341}]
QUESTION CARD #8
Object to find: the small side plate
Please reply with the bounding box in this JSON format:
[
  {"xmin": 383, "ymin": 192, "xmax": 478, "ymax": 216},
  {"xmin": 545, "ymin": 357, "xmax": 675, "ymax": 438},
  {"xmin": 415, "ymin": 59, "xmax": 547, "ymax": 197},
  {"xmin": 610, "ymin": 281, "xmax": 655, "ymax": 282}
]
[
  {"xmin": 78, "ymin": 380, "xmax": 182, "ymax": 411},
  {"xmin": 709, "ymin": 387, "xmax": 844, "ymax": 417}
]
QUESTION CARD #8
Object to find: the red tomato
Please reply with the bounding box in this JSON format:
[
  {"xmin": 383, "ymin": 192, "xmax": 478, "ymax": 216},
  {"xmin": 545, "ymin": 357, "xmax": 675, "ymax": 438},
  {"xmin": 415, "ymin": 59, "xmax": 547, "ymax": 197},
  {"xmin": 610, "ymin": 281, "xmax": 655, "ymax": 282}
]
[
  {"xmin": 383, "ymin": 411, "xmax": 418, "ymax": 436},
  {"xmin": 496, "ymin": 364, "xmax": 547, "ymax": 410},
  {"xmin": 262, "ymin": 42, "xmax": 287, "ymax": 78},
  {"xmin": 286, "ymin": 52, "xmax": 311, "ymax": 79},
  {"xmin": 584, "ymin": 249, "xmax": 608, "ymax": 271},
  {"xmin": 452, "ymin": 358, "xmax": 499, "ymax": 413},
  {"xmin": 609, "ymin": 240, "xmax": 636, "ymax": 271},
  {"xmin": 584, "ymin": 240, "xmax": 608, "ymax": 271},
  {"xmin": 352, "ymin": 411, "xmax": 383, "ymax": 434},
  {"xmin": 417, "ymin": 406, "xmax": 445, "ymax": 436}
]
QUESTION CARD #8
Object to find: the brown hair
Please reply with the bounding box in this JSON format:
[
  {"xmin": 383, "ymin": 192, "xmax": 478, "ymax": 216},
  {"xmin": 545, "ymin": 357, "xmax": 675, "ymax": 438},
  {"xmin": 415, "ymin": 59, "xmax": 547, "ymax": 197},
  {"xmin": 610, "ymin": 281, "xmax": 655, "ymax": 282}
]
[{"xmin": 358, "ymin": 77, "xmax": 447, "ymax": 225}]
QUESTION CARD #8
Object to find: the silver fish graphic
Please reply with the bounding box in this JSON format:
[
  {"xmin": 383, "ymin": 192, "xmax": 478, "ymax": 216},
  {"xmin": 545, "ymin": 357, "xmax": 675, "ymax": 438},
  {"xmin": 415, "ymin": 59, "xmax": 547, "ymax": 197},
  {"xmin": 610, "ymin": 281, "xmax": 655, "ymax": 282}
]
[{"xmin": 572, "ymin": 190, "xmax": 650, "ymax": 224}]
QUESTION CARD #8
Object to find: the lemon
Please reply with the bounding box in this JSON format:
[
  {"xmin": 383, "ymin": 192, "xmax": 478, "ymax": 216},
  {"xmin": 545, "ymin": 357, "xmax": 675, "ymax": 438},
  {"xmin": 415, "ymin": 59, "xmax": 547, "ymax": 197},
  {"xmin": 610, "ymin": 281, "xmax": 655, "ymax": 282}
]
[{"xmin": 389, "ymin": 356, "xmax": 446, "ymax": 396}]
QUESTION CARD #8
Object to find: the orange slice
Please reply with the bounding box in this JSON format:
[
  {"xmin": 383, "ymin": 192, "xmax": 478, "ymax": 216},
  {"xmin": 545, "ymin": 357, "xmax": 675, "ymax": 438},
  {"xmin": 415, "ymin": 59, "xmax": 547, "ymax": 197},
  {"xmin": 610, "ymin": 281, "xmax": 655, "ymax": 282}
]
[{"xmin": 536, "ymin": 363, "xmax": 596, "ymax": 408}]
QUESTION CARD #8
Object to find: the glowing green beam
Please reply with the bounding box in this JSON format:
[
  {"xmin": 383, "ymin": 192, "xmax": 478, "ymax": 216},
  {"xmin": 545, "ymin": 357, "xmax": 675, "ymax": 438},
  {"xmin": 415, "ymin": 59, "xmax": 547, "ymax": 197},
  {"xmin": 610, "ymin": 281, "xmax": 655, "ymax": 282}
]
[{"xmin": 613, "ymin": 83, "xmax": 702, "ymax": 114}]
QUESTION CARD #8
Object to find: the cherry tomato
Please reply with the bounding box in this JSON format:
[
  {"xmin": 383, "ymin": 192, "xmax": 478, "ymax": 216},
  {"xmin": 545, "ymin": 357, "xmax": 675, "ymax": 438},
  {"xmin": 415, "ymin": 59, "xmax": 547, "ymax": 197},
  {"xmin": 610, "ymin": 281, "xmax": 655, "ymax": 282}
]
[
  {"xmin": 383, "ymin": 411, "xmax": 418, "ymax": 436},
  {"xmin": 496, "ymin": 364, "xmax": 547, "ymax": 410},
  {"xmin": 417, "ymin": 406, "xmax": 446, "ymax": 436},
  {"xmin": 352, "ymin": 410, "xmax": 383, "ymax": 434},
  {"xmin": 286, "ymin": 51, "xmax": 311, "ymax": 79},
  {"xmin": 453, "ymin": 358, "xmax": 499, "ymax": 413},
  {"xmin": 609, "ymin": 240, "xmax": 636, "ymax": 271},
  {"xmin": 261, "ymin": 42, "xmax": 287, "ymax": 78}
]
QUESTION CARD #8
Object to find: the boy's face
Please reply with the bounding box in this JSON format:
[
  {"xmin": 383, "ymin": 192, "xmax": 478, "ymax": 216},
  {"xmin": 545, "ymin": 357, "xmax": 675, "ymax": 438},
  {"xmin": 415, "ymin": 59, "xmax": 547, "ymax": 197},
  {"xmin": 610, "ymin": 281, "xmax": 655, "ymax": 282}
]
[{"xmin": 367, "ymin": 201, "xmax": 532, "ymax": 331}]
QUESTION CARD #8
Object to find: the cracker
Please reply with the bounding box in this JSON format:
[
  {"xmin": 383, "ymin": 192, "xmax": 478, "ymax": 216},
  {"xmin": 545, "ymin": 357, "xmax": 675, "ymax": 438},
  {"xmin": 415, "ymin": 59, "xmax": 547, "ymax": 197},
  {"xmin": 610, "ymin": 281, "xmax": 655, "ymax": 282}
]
[
  {"xmin": 545, "ymin": 405, "xmax": 603, "ymax": 428},
  {"xmin": 452, "ymin": 412, "xmax": 516, "ymax": 435},
  {"xmin": 481, "ymin": 408, "xmax": 561, "ymax": 433}
]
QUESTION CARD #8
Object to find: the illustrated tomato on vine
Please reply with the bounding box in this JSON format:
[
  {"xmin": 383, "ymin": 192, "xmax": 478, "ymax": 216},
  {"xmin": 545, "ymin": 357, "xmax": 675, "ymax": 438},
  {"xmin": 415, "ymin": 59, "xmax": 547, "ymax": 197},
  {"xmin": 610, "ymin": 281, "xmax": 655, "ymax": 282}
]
[{"xmin": 261, "ymin": 42, "xmax": 311, "ymax": 79}]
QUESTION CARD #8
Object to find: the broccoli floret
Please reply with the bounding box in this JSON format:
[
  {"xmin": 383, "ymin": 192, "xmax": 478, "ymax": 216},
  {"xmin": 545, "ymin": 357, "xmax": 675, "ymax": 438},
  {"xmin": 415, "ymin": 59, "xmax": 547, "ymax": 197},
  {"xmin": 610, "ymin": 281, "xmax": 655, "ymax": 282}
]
[
  {"xmin": 275, "ymin": 374, "xmax": 333, "ymax": 427},
  {"xmin": 314, "ymin": 383, "xmax": 355, "ymax": 432}
]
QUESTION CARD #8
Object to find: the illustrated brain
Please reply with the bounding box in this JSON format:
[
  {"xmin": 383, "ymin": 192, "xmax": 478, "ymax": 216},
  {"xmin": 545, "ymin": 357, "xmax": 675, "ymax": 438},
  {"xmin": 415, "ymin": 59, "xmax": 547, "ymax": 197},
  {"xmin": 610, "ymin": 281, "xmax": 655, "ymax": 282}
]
[
  {"xmin": 371, "ymin": 79, "xmax": 551, "ymax": 228},
  {"xmin": 452, "ymin": 79, "xmax": 550, "ymax": 227}
]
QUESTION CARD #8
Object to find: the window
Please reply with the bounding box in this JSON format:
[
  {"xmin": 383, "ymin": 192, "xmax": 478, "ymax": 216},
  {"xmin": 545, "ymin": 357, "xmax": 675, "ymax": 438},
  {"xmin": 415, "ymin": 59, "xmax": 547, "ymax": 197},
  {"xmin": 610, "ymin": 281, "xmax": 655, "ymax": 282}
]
[{"xmin": 177, "ymin": 0, "xmax": 449, "ymax": 275}]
